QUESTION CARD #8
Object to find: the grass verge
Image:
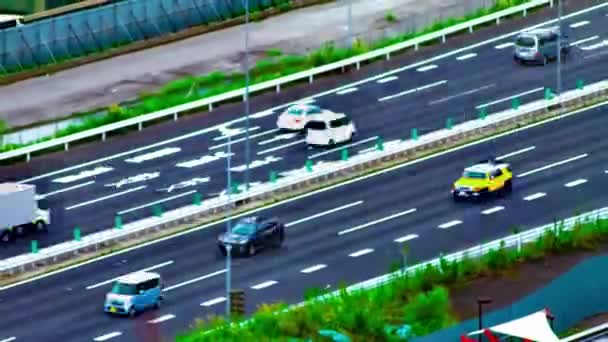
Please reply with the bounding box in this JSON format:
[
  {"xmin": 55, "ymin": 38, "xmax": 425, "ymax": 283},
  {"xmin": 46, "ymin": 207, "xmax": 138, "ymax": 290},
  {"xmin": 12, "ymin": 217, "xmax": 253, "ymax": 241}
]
[
  {"xmin": 0, "ymin": 0, "xmax": 539, "ymax": 158},
  {"xmin": 176, "ymin": 216, "xmax": 608, "ymax": 341}
]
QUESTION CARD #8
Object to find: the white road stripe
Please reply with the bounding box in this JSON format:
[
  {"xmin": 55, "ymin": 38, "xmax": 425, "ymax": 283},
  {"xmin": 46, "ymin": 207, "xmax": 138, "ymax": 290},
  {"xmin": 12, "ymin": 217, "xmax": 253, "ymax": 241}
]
[
  {"xmin": 518, "ymin": 154, "xmax": 588, "ymax": 177},
  {"xmin": 349, "ymin": 248, "xmax": 374, "ymax": 257},
  {"xmin": 523, "ymin": 192, "xmax": 546, "ymax": 201},
  {"xmin": 37, "ymin": 180, "xmax": 95, "ymax": 199},
  {"xmin": 0, "ymin": 337, "xmax": 16, "ymax": 342},
  {"xmin": 250, "ymin": 109, "xmax": 275, "ymax": 119},
  {"xmin": 456, "ymin": 52, "xmax": 477, "ymax": 60},
  {"xmin": 377, "ymin": 76, "xmax": 398, "ymax": 83},
  {"xmin": 300, "ymin": 264, "xmax": 327, "ymax": 274},
  {"xmin": 605, "ymin": 170, "xmax": 608, "ymax": 174},
  {"xmin": 495, "ymin": 42, "xmax": 514, "ymax": 49},
  {"xmin": 65, "ymin": 185, "xmax": 147, "ymax": 211},
  {"xmin": 476, "ymin": 87, "xmax": 544, "ymax": 109},
  {"xmin": 429, "ymin": 84, "xmax": 495, "ymax": 105},
  {"xmin": 571, "ymin": 35, "xmax": 599, "ymax": 46},
  {"xmin": 93, "ymin": 332, "xmax": 122, "ymax": 341},
  {"xmin": 286, "ymin": 200, "xmax": 363, "ymax": 227},
  {"xmin": 570, "ymin": 20, "xmax": 590, "ymax": 28},
  {"xmin": 338, "ymin": 208, "xmax": 417, "ymax": 235},
  {"xmin": 378, "ymin": 80, "xmax": 447, "ymax": 102},
  {"xmin": 336, "ymin": 87, "xmax": 358, "ymax": 95},
  {"xmin": 117, "ymin": 190, "xmax": 197, "ymax": 215},
  {"xmin": 482, "ymin": 206, "xmax": 505, "ymax": 215},
  {"xmin": 210, "ymin": 129, "xmax": 279, "ymax": 150},
  {"xmin": 251, "ymin": 280, "xmax": 278, "ymax": 290},
  {"xmin": 438, "ymin": 220, "xmax": 462, "ymax": 229},
  {"xmin": 259, "ymin": 133, "xmax": 298, "ymax": 145},
  {"xmin": 565, "ymin": 179, "xmax": 588, "ymax": 188},
  {"xmin": 416, "ymin": 64, "xmax": 438, "ymax": 72},
  {"xmin": 125, "ymin": 147, "xmax": 181, "ymax": 163},
  {"xmin": 394, "ymin": 234, "xmax": 419, "ymax": 243},
  {"xmin": 148, "ymin": 314, "xmax": 176, "ymax": 324},
  {"xmin": 201, "ymin": 297, "xmax": 227, "ymax": 307},
  {"xmin": 257, "ymin": 139, "xmax": 305, "ymax": 155},
  {"xmin": 214, "ymin": 126, "xmax": 261, "ymax": 141},
  {"xmin": 52, "ymin": 166, "xmax": 113, "ymax": 184},
  {"xmin": 497, "ymin": 146, "xmax": 535, "ymax": 160},
  {"xmin": 308, "ymin": 136, "xmax": 377, "ymax": 159},
  {"xmin": 86, "ymin": 260, "xmax": 174, "ymax": 290},
  {"xmin": 164, "ymin": 269, "xmax": 226, "ymax": 292}
]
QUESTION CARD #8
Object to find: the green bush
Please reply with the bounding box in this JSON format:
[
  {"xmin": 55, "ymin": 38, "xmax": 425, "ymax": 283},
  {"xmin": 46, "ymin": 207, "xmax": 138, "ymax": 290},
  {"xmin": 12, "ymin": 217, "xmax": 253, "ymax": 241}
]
[
  {"xmin": 385, "ymin": 11, "xmax": 397, "ymax": 22},
  {"xmin": 404, "ymin": 286, "xmax": 454, "ymax": 336}
]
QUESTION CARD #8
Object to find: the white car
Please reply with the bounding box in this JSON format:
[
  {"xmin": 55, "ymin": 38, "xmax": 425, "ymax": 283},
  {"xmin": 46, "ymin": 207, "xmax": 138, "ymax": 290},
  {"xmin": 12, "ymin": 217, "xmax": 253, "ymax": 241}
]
[
  {"xmin": 305, "ymin": 112, "xmax": 356, "ymax": 146},
  {"xmin": 276, "ymin": 104, "xmax": 327, "ymax": 131}
]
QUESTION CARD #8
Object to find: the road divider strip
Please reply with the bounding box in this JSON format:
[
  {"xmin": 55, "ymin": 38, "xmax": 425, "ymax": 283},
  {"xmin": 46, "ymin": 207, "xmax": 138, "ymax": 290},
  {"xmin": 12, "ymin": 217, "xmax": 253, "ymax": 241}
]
[{"xmin": 2, "ymin": 77, "xmax": 608, "ymax": 282}]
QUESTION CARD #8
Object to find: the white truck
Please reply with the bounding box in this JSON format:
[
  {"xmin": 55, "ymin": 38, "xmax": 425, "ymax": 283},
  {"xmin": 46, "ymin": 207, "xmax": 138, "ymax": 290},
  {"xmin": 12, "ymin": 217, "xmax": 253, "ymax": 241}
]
[{"xmin": 0, "ymin": 183, "xmax": 50, "ymax": 243}]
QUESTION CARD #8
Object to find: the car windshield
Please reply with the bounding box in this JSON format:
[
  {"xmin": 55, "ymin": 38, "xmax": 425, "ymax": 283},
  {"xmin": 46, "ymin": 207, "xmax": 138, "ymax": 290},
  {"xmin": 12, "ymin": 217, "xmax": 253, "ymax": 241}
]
[
  {"xmin": 306, "ymin": 121, "xmax": 326, "ymax": 130},
  {"xmin": 232, "ymin": 223, "xmax": 256, "ymax": 236},
  {"xmin": 111, "ymin": 282, "xmax": 138, "ymax": 295},
  {"xmin": 463, "ymin": 171, "xmax": 487, "ymax": 179},
  {"xmin": 516, "ymin": 36, "xmax": 536, "ymax": 48},
  {"xmin": 287, "ymin": 107, "xmax": 304, "ymax": 115}
]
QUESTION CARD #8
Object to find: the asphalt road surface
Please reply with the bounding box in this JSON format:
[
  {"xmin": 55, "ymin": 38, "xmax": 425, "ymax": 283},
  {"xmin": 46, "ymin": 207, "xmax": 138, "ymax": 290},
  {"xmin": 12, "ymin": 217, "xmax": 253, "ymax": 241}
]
[
  {"xmin": 0, "ymin": 2, "xmax": 607, "ymax": 258},
  {"xmin": 0, "ymin": 90, "xmax": 607, "ymax": 342}
]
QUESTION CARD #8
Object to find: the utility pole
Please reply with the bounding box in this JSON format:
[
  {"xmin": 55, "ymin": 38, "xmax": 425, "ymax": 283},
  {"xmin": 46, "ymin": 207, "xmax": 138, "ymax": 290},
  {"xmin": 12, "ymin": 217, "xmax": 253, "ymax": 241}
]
[
  {"xmin": 347, "ymin": 0, "xmax": 353, "ymax": 46},
  {"xmin": 556, "ymin": 0, "xmax": 563, "ymax": 106},
  {"xmin": 225, "ymin": 119, "xmax": 233, "ymax": 320},
  {"xmin": 244, "ymin": 0, "xmax": 252, "ymax": 190}
]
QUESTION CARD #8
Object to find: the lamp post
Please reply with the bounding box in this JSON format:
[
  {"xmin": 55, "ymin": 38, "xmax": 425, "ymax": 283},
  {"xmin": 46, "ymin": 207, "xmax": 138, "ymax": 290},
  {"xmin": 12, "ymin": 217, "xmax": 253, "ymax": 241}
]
[
  {"xmin": 346, "ymin": 0, "xmax": 353, "ymax": 46},
  {"xmin": 225, "ymin": 111, "xmax": 233, "ymax": 320},
  {"xmin": 477, "ymin": 297, "xmax": 493, "ymax": 342},
  {"xmin": 556, "ymin": 0, "xmax": 563, "ymax": 106},
  {"xmin": 547, "ymin": 312, "xmax": 556, "ymax": 329},
  {"xmin": 244, "ymin": 0, "xmax": 251, "ymax": 190}
]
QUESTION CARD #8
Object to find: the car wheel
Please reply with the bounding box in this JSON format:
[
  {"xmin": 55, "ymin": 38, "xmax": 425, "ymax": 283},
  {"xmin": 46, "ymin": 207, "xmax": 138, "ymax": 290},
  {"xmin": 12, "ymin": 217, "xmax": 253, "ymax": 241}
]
[
  {"xmin": 504, "ymin": 180, "xmax": 513, "ymax": 194},
  {"xmin": 128, "ymin": 306, "xmax": 136, "ymax": 318},
  {"xmin": 1, "ymin": 230, "xmax": 14, "ymax": 243},
  {"xmin": 247, "ymin": 244, "xmax": 256, "ymax": 257},
  {"xmin": 328, "ymin": 139, "xmax": 335, "ymax": 146},
  {"xmin": 36, "ymin": 221, "xmax": 47, "ymax": 232}
]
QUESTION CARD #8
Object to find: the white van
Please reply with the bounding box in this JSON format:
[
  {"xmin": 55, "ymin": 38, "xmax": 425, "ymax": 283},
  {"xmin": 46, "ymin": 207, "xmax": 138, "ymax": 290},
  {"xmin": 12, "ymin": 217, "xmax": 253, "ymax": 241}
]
[{"xmin": 305, "ymin": 112, "xmax": 356, "ymax": 146}]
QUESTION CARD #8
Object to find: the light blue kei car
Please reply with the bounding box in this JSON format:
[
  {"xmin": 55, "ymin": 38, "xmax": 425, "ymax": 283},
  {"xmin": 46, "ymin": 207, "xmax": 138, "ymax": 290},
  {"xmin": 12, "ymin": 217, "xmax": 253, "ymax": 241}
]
[{"xmin": 104, "ymin": 271, "xmax": 163, "ymax": 317}]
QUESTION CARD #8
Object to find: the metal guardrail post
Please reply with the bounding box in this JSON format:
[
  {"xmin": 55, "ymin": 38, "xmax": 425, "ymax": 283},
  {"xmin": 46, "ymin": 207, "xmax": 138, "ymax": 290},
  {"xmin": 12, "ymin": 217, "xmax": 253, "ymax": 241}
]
[
  {"xmin": 577, "ymin": 79, "xmax": 585, "ymax": 90},
  {"xmin": 446, "ymin": 117, "xmax": 453, "ymax": 130},
  {"xmin": 305, "ymin": 160, "xmax": 313, "ymax": 172},
  {"xmin": 74, "ymin": 227, "xmax": 81, "ymax": 241},
  {"xmin": 193, "ymin": 192, "xmax": 202, "ymax": 205},
  {"xmin": 411, "ymin": 128, "xmax": 418, "ymax": 141},
  {"xmin": 269, "ymin": 171, "xmax": 278, "ymax": 183},
  {"xmin": 512, "ymin": 97, "xmax": 520, "ymax": 110},
  {"xmin": 478, "ymin": 107, "xmax": 487, "ymax": 120},
  {"xmin": 341, "ymin": 148, "xmax": 349, "ymax": 161},
  {"xmin": 114, "ymin": 215, "xmax": 123, "ymax": 229},
  {"xmin": 31, "ymin": 240, "xmax": 38, "ymax": 254}
]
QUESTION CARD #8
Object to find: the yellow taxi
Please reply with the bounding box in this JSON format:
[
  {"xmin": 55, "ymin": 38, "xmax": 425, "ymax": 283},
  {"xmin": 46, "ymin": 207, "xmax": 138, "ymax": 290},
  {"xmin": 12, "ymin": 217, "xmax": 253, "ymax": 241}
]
[{"xmin": 451, "ymin": 160, "xmax": 513, "ymax": 201}]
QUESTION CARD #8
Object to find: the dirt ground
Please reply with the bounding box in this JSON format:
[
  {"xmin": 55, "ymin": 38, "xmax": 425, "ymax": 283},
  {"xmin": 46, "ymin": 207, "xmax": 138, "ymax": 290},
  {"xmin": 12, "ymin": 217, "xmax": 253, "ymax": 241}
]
[{"xmin": 448, "ymin": 245, "xmax": 608, "ymax": 324}]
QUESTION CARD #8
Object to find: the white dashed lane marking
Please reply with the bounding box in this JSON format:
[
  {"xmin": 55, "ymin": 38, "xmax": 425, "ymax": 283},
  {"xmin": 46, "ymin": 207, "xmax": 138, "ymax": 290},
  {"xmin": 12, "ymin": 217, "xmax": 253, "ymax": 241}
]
[
  {"xmin": 349, "ymin": 248, "xmax": 375, "ymax": 257},
  {"xmin": 251, "ymin": 280, "xmax": 278, "ymax": 290},
  {"xmin": 416, "ymin": 64, "xmax": 438, "ymax": 72},
  {"xmin": 300, "ymin": 264, "xmax": 327, "ymax": 274},
  {"xmin": 570, "ymin": 20, "xmax": 590, "ymax": 28},
  {"xmin": 377, "ymin": 76, "xmax": 398, "ymax": 83},
  {"xmin": 336, "ymin": 87, "xmax": 358, "ymax": 95},
  {"xmin": 201, "ymin": 297, "xmax": 227, "ymax": 307},
  {"xmin": 523, "ymin": 192, "xmax": 546, "ymax": 201},
  {"xmin": 148, "ymin": 314, "xmax": 176, "ymax": 324},
  {"xmin": 438, "ymin": 220, "xmax": 462, "ymax": 229},
  {"xmin": 456, "ymin": 53, "xmax": 477, "ymax": 60},
  {"xmin": 565, "ymin": 179, "xmax": 588, "ymax": 188},
  {"xmin": 495, "ymin": 42, "xmax": 514, "ymax": 49},
  {"xmin": 482, "ymin": 206, "xmax": 505, "ymax": 215},
  {"xmin": 93, "ymin": 332, "xmax": 122, "ymax": 341},
  {"xmin": 517, "ymin": 154, "xmax": 588, "ymax": 177},
  {"xmin": 394, "ymin": 234, "xmax": 419, "ymax": 243}
]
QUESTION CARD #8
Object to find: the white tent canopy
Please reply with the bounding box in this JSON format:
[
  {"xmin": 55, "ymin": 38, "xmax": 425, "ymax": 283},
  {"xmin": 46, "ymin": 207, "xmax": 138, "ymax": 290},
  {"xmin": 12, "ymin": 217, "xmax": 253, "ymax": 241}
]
[{"xmin": 468, "ymin": 310, "xmax": 561, "ymax": 342}]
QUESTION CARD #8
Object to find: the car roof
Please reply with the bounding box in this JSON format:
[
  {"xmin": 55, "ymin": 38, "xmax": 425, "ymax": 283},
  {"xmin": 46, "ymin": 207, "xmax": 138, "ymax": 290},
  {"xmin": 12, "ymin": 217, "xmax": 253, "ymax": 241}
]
[
  {"xmin": 308, "ymin": 111, "xmax": 348, "ymax": 122},
  {"xmin": 520, "ymin": 26, "xmax": 559, "ymax": 38},
  {"xmin": 464, "ymin": 160, "xmax": 509, "ymax": 173},
  {"xmin": 287, "ymin": 103, "xmax": 319, "ymax": 111},
  {"xmin": 116, "ymin": 271, "xmax": 160, "ymax": 285}
]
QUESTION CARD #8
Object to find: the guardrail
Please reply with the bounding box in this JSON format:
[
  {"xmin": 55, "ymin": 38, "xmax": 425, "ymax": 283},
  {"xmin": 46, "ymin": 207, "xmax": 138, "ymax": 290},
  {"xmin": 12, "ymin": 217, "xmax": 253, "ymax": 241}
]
[
  {"xmin": 0, "ymin": 0, "xmax": 552, "ymax": 163},
  {"xmin": 1, "ymin": 75, "xmax": 606, "ymax": 277},
  {"xmin": 562, "ymin": 323, "xmax": 608, "ymax": 342}
]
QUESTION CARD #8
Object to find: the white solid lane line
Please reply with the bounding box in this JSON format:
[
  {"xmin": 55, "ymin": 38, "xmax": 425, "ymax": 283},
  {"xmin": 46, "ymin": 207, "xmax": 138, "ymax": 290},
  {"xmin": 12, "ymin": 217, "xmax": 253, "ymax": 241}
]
[
  {"xmin": 257, "ymin": 139, "xmax": 306, "ymax": 155},
  {"xmin": 251, "ymin": 280, "xmax": 278, "ymax": 290},
  {"xmin": 523, "ymin": 192, "xmax": 546, "ymax": 201},
  {"xmin": 308, "ymin": 136, "xmax": 377, "ymax": 159},
  {"xmin": 93, "ymin": 332, "xmax": 122, "ymax": 341},
  {"xmin": 86, "ymin": 260, "xmax": 174, "ymax": 290},
  {"xmin": 36, "ymin": 180, "xmax": 95, "ymax": 199},
  {"xmin": 125, "ymin": 147, "xmax": 182, "ymax": 163},
  {"xmin": 416, "ymin": 64, "xmax": 438, "ymax": 72},
  {"xmin": 456, "ymin": 53, "xmax": 477, "ymax": 60},
  {"xmin": 377, "ymin": 76, "xmax": 398, "ymax": 83},
  {"xmin": 210, "ymin": 129, "xmax": 279, "ymax": 150},
  {"xmin": 250, "ymin": 109, "xmax": 275, "ymax": 119},
  {"xmin": 148, "ymin": 314, "xmax": 176, "ymax": 324},
  {"xmin": 565, "ymin": 179, "xmax": 588, "ymax": 188},
  {"xmin": 394, "ymin": 234, "xmax": 419, "ymax": 243},
  {"xmin": 336, "ymin": 87, "xmax": 358, "ymax": 95},
  {"xmin": 378, "ymin": 80, "xmax": 447, "ymax": 102},
  {"xmin": 429, "ymin": 84, "xmax": 495, "ymax": 106},
  {"xmin": 476, "ymin": 86, "xmax": 544, "ymax": 109},
  {"xmin": 65, "ymin": 185, "xmax": 147, "ymax": 211},
  {"xmin": 117, "ymin": 190, "xmax": 197, "ymax": 215},
  {"xmin": 201, "ymin": 297, "xmax": 227, "ymax": 307},
  {"xmin": 494, "ymin": 42, "xmax": 514, "ymax": 49},
  {"xmin": 571, "ymin": 35, "xmax": 599, "ymax": 46},
  {"xmin": 286, "ymin": 200, "xmax": 364, "ymax": 228},
  {"xmin": 301, "ymin": 264, "xmax": 327, "ymax": 274},
  {"xmin": 482, "ymin": 206, "xmax": 505, "ymax": 215},
  {"xmin": 0, "ymin": 337, "xmax": 16, "ymax": 342},
  {"xmin": 518, "ymin": 153, "xmax": 588, "ymax": 178},
  {"xmin": 338, "ymin": 208, "xmax": 417, "ymax": 235},
  {"xmin": 438, "ymin": 220, "xmax": 462, "ymax": 229},
  {"xmin": 258, "ymin": 132, "xmax": 298, "ymax": 145},
  {"xmin": 349, "ymin": 248, "xmax": 374, "ymax": 257},
  {"xmin": 497, "ymin": 146, "xmax": 535, "ymax": 160},
  {"xmin": 164, "ymin": 269, "xmax": 227, "ymax": 292},
  {"xmin": 570, "ymin": 20, "xmax": 590, "ymax": 28}
]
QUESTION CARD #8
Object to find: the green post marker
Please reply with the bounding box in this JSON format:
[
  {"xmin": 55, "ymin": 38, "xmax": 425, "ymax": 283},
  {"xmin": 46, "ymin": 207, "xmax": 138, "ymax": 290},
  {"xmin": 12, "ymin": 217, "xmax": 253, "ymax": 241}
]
[
  {"xmin": 446, "ymin": 117, "xmax": 453, "ymax": 130},
  {"xmin": 74, "ymin": 227, "xmax": 81, "ymax": 241},
  {"xmin": 478, "ymin": 107, "xmax": 487, "ymax": 120},
  {"xmin": 411, "ymin": 128, "xmax": 418, "ymax": 141},
  {"xmin": 341, "ymin": 148, "xmax": 349, "ymax": 161},
  {"xmin": 576, "ymin": 79, "xmax": 584, "ymax": 90},
  {"xmin": 153, "ymin": 204, "xmax": 163, "ymax": 217},
  {"xmin": 545, "ymin": 87, "xmax": 554, "ymax": 100},
  {"xmin": 193, "ymin": 192, "xmax": 202, "ymax": 206},
  {"xmin": 511, "ymin": 97, "xmax": 520, "ymax": 110},
  {"xmin": 31, "ymin": 240, "xmax": 38, "ymax": 254},
  {"xmin": 376, "ymin": 136, "xmax": 384, "ymax": 151},
  {"xmin": 115, "ymin": 215, "xmax": 123, "ymax": 229},
  {"xmin": 305, "ymin": 159, "xmax": 313, "ymax": 172},
  {"xmin": 269, "ymin": 171, "xmax": 277, "ymax": 183},
  {"xmin": 231, "ymin": 182, "xmax": 240, "ymax": 194}
]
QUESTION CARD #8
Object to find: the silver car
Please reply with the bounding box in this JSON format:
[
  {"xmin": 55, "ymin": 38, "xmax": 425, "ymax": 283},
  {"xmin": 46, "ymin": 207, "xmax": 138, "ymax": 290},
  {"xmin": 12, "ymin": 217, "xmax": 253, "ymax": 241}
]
[{"xmin": 513, "ymin": 27, "xmax": 570, "ymax": 65}]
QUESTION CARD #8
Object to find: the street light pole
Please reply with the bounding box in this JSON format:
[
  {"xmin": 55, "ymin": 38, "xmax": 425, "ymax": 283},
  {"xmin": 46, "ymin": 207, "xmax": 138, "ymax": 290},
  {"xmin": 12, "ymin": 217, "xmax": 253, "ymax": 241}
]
[
  {"xmin": 347, "ymin": 0, "xmax": 353, "ymax": 46},
  {"xmin": 225, "ymin": 122, "xmax": 233, "ymax": 320},
  {"xmin": 556, "ymin": 0, "xmax": 563, "ymax": 105},
  {"xmin": 244, "ymin": 0, "xmax": 251, "ymax": 190},
  {"xmin": 476, "ymin": 297, "xmax": 492, "ymax": 342}
]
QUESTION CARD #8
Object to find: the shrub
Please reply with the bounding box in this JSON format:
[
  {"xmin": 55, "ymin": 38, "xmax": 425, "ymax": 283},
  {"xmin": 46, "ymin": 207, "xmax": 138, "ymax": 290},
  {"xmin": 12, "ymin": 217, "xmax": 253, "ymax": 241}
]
[
  {"xmin": 385, "ymin": 11, "xmax": 397, "ymax": 22},
  {"xmin": 404, "ymin": 286, "xmax": 454, "ymax": 336},
  {"xmin": 266, "ymin": 48, "xmax": 283, "ymax": 57}
]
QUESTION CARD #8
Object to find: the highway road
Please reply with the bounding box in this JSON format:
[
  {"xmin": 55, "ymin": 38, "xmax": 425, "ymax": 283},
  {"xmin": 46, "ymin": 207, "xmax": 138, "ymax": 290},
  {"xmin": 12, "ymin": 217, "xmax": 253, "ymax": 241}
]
[
  {"xmin": 0, "ymin": 2, "xmax": 606, "ymax": 258},
  {"xmin": 0, "ymin": 95, "xmax": 607, "ymax": 342}
]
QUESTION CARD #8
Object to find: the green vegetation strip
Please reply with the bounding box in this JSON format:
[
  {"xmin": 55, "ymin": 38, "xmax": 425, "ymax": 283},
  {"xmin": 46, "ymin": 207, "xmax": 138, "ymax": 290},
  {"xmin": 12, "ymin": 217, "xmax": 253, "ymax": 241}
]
[
  {"xmin": 0, "ymin": 0, "xmax": 535, "ymax": 157},
  {"xmin": 176, "ymin": 216, "xmax": 608, "ymax": 341}
]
